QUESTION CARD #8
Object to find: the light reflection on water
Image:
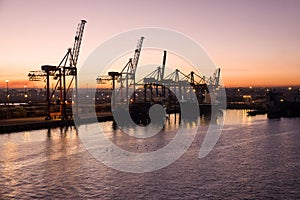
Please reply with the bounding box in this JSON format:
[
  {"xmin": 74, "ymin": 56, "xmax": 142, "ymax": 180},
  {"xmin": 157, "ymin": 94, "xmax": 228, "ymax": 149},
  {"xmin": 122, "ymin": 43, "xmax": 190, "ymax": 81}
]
[
  {"xmin": 0, "ymin": 110, "xmax": 300, "ymax": 199},
  {"xmin": 224, "ymin": 109, "xmax": 267, "ymax": 125}
]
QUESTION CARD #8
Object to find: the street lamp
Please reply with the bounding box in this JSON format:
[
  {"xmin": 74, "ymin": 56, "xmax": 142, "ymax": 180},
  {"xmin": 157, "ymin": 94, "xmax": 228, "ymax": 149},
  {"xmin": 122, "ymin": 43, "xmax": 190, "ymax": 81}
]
[
  {"xmin": 5, "ymin": 80, "xmax": 9, "ymax": 104},
  {"xmin": 24, "ymin": 84, "xmax": 28, "ymax": 98}
]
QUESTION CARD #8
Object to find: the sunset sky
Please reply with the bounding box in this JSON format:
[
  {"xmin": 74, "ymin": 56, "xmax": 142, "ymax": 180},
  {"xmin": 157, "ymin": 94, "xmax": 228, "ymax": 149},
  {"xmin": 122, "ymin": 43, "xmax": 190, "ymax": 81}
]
[{"xmin": 0, "ymin": 0, "xmax": 300, "ymax": 88}]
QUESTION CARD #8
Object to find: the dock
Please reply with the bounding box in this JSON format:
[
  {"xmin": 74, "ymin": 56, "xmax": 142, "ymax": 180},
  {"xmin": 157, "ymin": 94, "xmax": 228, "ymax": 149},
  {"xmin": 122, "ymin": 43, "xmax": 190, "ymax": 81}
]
[{"xmin": 0, "ymin": 112, "xmax": 113, "ymax": 134}]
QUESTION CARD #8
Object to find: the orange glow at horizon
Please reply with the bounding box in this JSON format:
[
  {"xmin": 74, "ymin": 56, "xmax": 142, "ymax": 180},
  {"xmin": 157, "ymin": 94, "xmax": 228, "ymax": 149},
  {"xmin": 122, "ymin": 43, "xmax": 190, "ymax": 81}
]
[{"xmin": 2, "ymin": 70, "xmax": 300, "ymax": 89}]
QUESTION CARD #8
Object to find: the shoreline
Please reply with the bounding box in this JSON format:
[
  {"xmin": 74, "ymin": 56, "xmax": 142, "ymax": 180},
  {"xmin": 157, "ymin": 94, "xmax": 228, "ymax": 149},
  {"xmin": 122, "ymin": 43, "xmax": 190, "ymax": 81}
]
[{"xmin": 4, "ymin": 107, "xmax": 296, "ymax": 134}]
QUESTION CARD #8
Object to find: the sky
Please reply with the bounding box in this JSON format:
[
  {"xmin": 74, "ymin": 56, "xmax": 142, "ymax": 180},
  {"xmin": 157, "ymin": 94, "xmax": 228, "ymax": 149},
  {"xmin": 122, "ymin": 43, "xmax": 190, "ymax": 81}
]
[{"xmin": 0, "ymin": 0, "xmax": 300, "ymax": 88}]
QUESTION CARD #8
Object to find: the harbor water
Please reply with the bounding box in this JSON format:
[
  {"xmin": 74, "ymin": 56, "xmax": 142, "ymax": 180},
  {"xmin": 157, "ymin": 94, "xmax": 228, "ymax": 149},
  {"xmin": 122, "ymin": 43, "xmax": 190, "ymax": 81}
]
[{"xmin": 0, "ymin": 110, "xmax": 300, "ymax": 199}]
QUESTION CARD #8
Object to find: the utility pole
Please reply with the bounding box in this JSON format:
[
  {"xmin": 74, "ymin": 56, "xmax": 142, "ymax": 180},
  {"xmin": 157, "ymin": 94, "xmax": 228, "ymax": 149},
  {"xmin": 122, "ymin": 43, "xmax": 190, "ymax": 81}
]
[{"xmin": 5, "ymin": 80, "xmax": 9, "ymax": 105}]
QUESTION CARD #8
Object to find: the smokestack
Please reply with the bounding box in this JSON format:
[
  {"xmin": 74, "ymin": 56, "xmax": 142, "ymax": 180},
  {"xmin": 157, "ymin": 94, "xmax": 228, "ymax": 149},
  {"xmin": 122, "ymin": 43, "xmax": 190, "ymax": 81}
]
[{"xmin": 161, "ymin": 50, "xmax": 167, "ymax": 80}]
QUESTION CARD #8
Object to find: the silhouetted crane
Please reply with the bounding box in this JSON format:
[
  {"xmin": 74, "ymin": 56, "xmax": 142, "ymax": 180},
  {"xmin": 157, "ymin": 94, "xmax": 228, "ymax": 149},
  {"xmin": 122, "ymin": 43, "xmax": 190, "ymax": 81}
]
[{"xmin": 28, "ymin": 20, "xmax": 87, "ymax": 120}]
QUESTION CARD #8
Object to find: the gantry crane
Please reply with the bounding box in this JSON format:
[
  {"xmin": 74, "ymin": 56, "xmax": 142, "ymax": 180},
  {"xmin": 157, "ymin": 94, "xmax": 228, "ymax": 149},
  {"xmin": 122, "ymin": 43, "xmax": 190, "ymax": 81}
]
[
  {"xmin": 138, "ymin": 50, "xmax": 167, "ymax": 85},
  {"xmin": 137, "ymin": 53, "xmax": 221, "ymax": 105},
  {"xmin": 119, "ymin": 36, "xmax": 144, "ymax": 102},
  {"xmin": 28, "ymin": 19, "xmax": 87, "ymax": 120},
  {"xmin": 97, "ymin": 36, "xmax": 144, "ymax": 106}
]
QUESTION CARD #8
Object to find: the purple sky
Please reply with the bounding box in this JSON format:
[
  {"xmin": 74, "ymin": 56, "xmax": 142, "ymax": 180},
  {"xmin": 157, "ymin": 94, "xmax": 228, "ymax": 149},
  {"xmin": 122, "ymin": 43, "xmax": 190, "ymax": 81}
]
[{"xmin": 0, "ymin": 0, "xmax": 300, "ymax": 87}]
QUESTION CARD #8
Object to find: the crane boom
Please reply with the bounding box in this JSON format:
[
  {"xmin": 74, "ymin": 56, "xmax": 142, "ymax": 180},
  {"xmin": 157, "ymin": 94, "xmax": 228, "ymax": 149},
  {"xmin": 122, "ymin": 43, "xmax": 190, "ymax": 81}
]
[
  {"xmin": 132, "ymin": 36, "xmax": 144, "ymax": 73},
  {"xmin": 71, "ymin": 19, "xmax": 87, "ymax": 67}
]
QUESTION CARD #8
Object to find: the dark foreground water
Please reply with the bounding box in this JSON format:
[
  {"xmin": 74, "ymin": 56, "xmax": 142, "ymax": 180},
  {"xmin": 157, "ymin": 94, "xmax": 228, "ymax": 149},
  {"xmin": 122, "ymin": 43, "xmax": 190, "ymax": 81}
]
[{"xmin": 0, "ymin": 110, "xmax": 300, "ymax": 199}]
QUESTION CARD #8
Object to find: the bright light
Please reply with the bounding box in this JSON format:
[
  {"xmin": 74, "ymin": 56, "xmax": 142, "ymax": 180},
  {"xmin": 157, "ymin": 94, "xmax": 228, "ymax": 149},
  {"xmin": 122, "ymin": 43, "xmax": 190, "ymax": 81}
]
[
  {"xmin": 5, "ymin": 80, "xmax": 9, "ymax": 83},
  {"xmin": 243, "ymin": 95, "xmax": 252, "ymax": 99},
  {"xmin": 288, "ymin": 87, "xmax": 292, "ymax": 90},
  {"xmin": 280, "ymin": 99, "xmax": 284, "ymax": 102},
  {"xmin": 249, "ymin": 86, "xmax": 252, "ymax": 89}
]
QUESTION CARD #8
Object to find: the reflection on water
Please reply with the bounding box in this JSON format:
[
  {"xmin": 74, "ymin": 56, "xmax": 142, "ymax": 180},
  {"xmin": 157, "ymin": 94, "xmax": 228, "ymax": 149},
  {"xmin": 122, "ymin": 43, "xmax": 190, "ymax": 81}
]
[
  {"xmin": 0, "ymin": 110, "xmax": 300, "ymax": 199},
  {"xmin": 0, "ymin": 126, "xmax": 85, "ymax": 198},
  {"xmin": 224, "ymin": 109, "xmax": 267, "ymax": 125}
]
